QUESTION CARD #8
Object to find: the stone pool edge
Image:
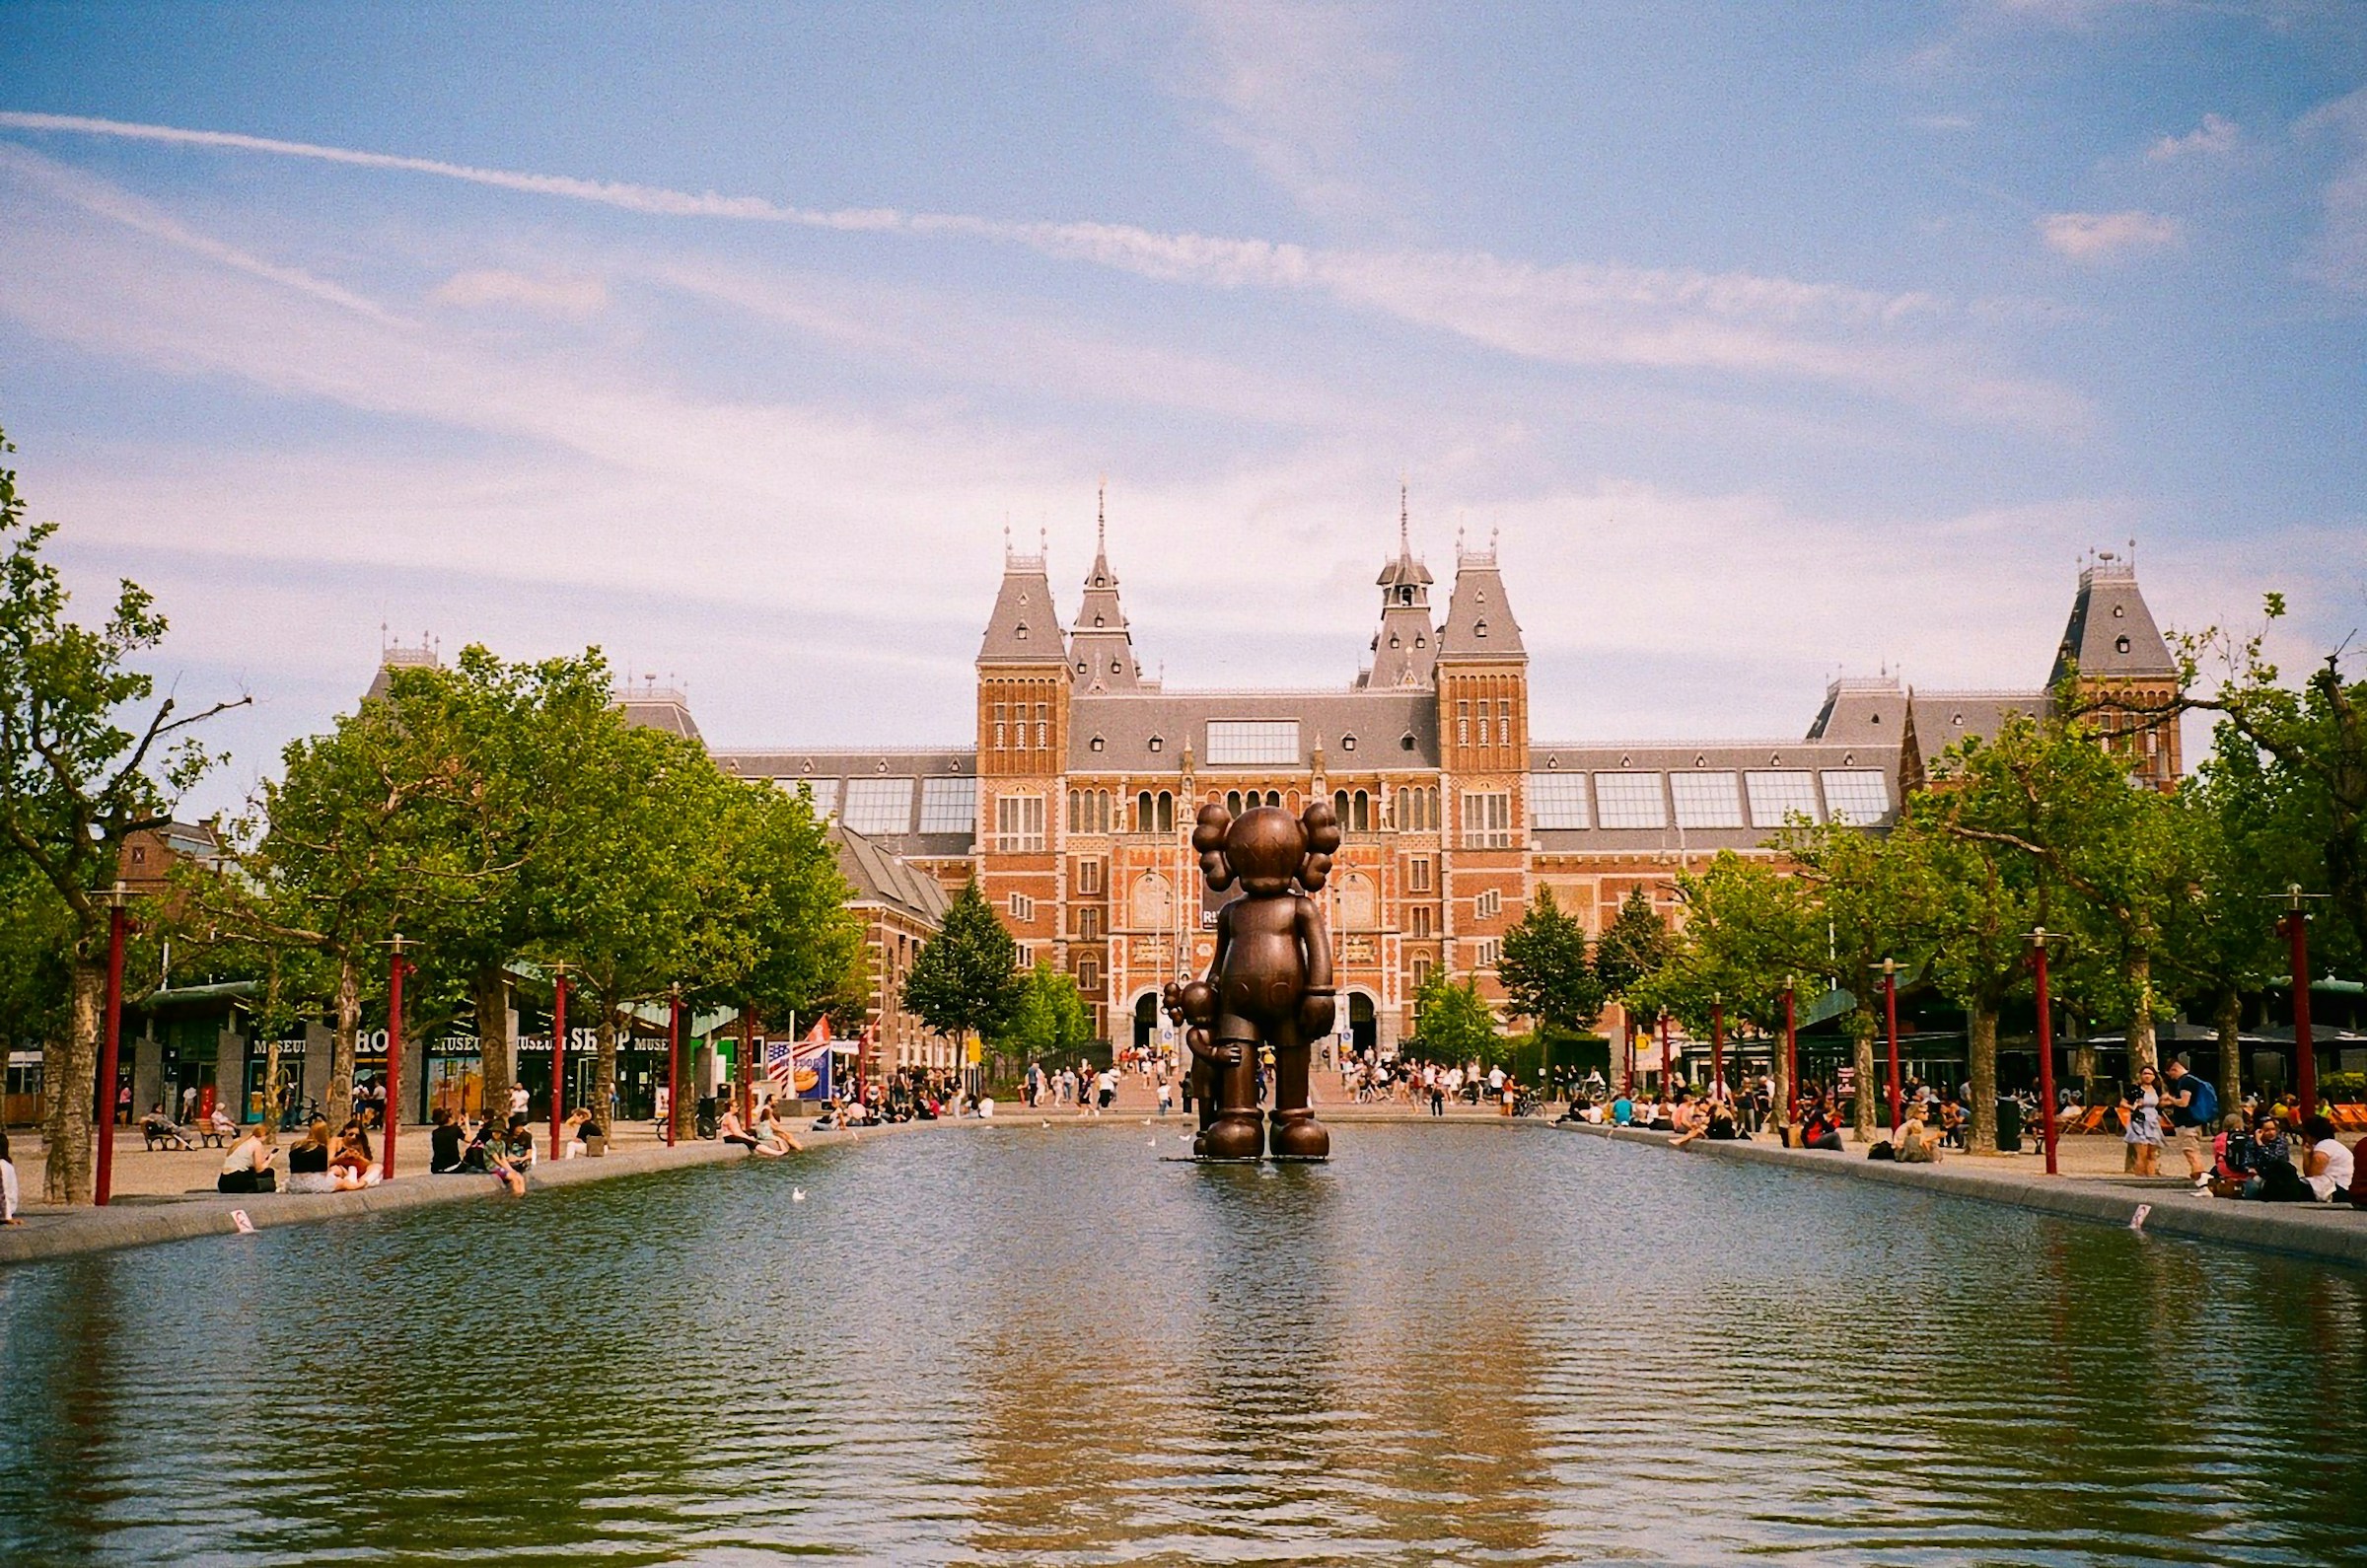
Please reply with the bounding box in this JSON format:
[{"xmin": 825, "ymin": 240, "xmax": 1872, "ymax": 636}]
[
  {"xmin": 0, "ymin": 1121, "xmax": 930, "ymax": 1268},
  {"xmin": 1557, "ymin": 1122, "xmax": 2367, "ymax": 1269}
]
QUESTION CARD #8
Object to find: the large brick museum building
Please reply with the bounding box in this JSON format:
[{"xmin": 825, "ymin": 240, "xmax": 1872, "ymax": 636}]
[{"xmin": 681, "ymin": 501, "xmax": 2183, "ymax": 1071}]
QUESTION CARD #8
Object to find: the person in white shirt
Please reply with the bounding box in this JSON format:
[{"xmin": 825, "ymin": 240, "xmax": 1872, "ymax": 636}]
[
  {"xmin": 0, "ymin": 1129, "xmax": 20, "ymax": 1223},
  {"xmin": 508, "ymin": 1082, "xmax": 531, "ymax": 1118},
  {"xmin": 2301, "ymin": 1114, "xmax": 2355, "ymax": 1203}
]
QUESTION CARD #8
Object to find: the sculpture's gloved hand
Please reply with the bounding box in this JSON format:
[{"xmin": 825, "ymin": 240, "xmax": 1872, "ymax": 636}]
[{"xmin": 1298, "ymin": 992, "xmax": 1336, "ymax": 1039}]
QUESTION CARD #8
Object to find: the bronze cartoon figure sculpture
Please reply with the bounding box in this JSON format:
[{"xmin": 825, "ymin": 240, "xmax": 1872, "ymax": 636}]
[{"xmin": 1178, "ymin": 798, "xmax": 1341, "ymax": 1161}]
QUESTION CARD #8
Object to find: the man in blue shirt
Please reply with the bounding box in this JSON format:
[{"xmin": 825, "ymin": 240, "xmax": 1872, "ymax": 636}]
[{"xmin": 1611, "ymin": 1093, "xmax": 1634, "ymax": 1127}]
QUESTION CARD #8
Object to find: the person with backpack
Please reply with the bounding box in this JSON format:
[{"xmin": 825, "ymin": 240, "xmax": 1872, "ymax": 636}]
[{"xmin": 2161, "ymin": 1054, "xmax": 2218, "ymax": 1190}]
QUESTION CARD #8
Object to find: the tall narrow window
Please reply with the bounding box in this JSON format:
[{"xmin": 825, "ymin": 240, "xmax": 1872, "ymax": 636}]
[
  {"xmin": 1157, "ymin": 791, "xmax": 1175, "ymax": 833},
  {"xmin": 1137, "ymin": 790, "xmax": 1154, "ymax": 831},
  {"xmin": 1461, "ymin": 791, "xmax": 1511, "ymax": 849}
]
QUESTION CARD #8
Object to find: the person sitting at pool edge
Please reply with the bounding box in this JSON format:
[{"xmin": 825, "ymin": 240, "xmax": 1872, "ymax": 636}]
[
  {"xmin": 1610, "ymin": 1092, "xmax": 1634, "ymax": 1127},
  {"xmin": 1799, "ymin": 1099, "xmax": 1845, "ymax": 1153},
  {"xmin": 1896, "ymin": 1105, "xmax": 1940, "ymax": 1164},
  {"xmin": 430, "ymin": 1107, "xmax": 467, "ymax": 1175},
  {"xmin": 217, "ymin": 1122, "xmax": 277, "ymax": 1192}
]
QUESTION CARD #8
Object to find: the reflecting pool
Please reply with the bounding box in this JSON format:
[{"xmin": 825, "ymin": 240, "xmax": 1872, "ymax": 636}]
[{"xmin": 3, "ymin": 1122, "xmax": 2363, "ymax": 1565}]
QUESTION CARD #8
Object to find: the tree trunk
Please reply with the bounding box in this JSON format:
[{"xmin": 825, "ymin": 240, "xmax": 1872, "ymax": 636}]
[
  {"xmin": 594, "ymin": 1004, "xmax": 619, "ymax": 1135},
  {"xmin": 2124, "ymin": 952, "xmax": 2158, "ymax": 1078},
  {"xmin": 42, "ymin": 957, "xmax": 106, "ymax": 1204},
  {"xmin": 326, "ymin": 955, "xmax": 360, "ymax": 1131},
  {"xmin": 1968, "ymin": 1003, "xmax": 1999, "ymax": 1155},
  {"xmin": 2214, "ymin": 986, "xmax": 2243, "ymax": 1120},
  {"xmin": 1770, "ymin": 1019, "xmax": 1791, "ymax": 1138},
  {"xmin": 473, "ymin": 965, "xmax": 513, "ymax": 1126},
  {"xmin": 262, "ymin": 1039, "xmax": 283, "ymax": 1130},
  {"xmin": 1851, "ymin": 1017, "xmax": 1876, "ymax": 1143}
]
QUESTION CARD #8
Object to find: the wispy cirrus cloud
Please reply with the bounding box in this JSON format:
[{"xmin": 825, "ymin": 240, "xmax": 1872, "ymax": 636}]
[
  {"xmin": 1171, "ymin": 0, "xmax": 1401, "ymax": 225},
  {"xmin": 2039, "ymin": 208, "xmax": 2182, "ymax": 259},
  {"xmin": 0, "ymin": 109, "xmax": 2083, "ymax": 431},
  {"xmin": 431, "ymin": 268, "xmax": 609, "ymax": 317},
  {"xmin": 2298, "ymin": 86, "xmax": 2367, "ymax": 293}
]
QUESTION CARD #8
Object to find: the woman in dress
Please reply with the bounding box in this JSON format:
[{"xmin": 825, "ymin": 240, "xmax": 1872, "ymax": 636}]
[{"xmin": 2121, "ymin": 1064, "xmax": 2163, "ymax": 1177}]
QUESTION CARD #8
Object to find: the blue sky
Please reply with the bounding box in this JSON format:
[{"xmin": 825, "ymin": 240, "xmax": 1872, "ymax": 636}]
[{"xmin": 1, "ymin": 1, "xmax": 2362, "ymax": 809}]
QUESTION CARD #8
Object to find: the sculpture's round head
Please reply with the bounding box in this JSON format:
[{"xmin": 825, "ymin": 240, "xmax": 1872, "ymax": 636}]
[{"xmin": 1227, "ymin": 807, "xmax": 1306, "ymax": 894}]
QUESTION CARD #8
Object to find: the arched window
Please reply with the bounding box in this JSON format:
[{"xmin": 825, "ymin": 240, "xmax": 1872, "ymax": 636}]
[
  {"xmin": 1137, "ymin": 791, "xmax": 1153, "ymax": 831},
  {"xmin": 1131, "ymin": 872, "xmax": 1174, "ymax": 930},
  {"xmin": 1352, "ymin": 790, "xmax": 1370, "ymax": 831},
  {"xmin": 1226, "ymin": 790, "xmax": 1243, "ymax": 817},
  {"xmin": 1077, "ymin": 959, "xmax": 1101, "ymax": 995},
  {"xmin": 1156, "ymin": 791, "xmax": 1175, "ymax": 833},
  {"xmin": 1265, "ymin": 790, "xmax": 1282, "ymax": 809},
  {"xmin": 1333, "ymin": 789, "xmax": 1350, "ymax": 821},
  {"xmin": 1395, "ymin": 787, "xmax": 1409, "ymax": 827},
  {"xmin": 1067, "ymin": 789, "xmax": 1081, "ymax": 832}
]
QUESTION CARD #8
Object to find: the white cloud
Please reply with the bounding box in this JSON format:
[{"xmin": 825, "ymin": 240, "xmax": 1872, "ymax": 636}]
[
  {"xmin": 431, "ymin": 267, "xmax": 609, "ymax": 317},
  {"xmin": 0, "ymin": 110, "xmax": 2082, "ymax": 430},
  {"xmin": 2298, "ymin": 86, "xmax": 2367, "ymax": 294},
  {"xmin": 2147, "ymin": 112, "xmax": 2239, "ymax": 162},
  {"xmin": 2039, "ymin": 209, "xmax": 2182, "ymax": 259},
  {"xmin": 1172, "ymin": 0, "xmax": 1399, "ymax": 225}
]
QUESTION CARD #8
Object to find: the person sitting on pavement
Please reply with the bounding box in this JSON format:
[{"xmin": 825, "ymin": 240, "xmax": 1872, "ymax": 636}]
[
  {"xmin": 1896, "ymin": 1105, "xmax": 1941, "ymax": 1163},
  {"xmin": 1671, "ymin": 1094, "xmax": 1710, "ymax": 1147},
  {"xmin": 561, "ymin": 1107, "xmax": 594, "ymax": 1159},
  {"xmin": 1799, "ymin": 1100, "xmax": 1846, "ymax": 1152},
  {"xmin": 719, "ymin": 1105, "xmax": 766, "ymax": 1151},
  {"xmin": 429, "ymin": 1107, "xmax": 467, "ymax": 1174},
  {"xmin": 2211, "ymin": 1112, "xmax": 2251, "ymax": 1186},
  {"xmin": 284, "ymin": 1119, "xmax": 338, "ymax": 1192},
  {"xmin": 2301, "ymin": 1113, "xmax": 2354, "ymax": 1204},
  {"xmin": 500, "ymin": 1112, "xmax": 537, "ymax": 1172},
  {"xmin": 2217, "ymin": 1113, "xmax": 2309, "ymax": 1201},
  {"xmin": 1704, "ymin": 1099, "xmax": 1741, "ymax": 1141},
  {"xmin": 217, "ymin": 1123, "xmax": 277, "ymax": 1193},
  {"xmin": 753, "ymin": 1102, "xmax": 805, "ymax": 1156},
  {"xmin": 329, "ymin": 1121, "xmax": 379, "ymax": 1190},
  {"xmin": 1610, "ymin": 1092, "xmax": 1634, "ymax": 1127}
]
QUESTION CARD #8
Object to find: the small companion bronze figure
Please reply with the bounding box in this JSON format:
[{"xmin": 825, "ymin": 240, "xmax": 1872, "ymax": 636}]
[{"xmin": 1172, "ymin": 798, "xmax": 1341, "ymax": 1161}]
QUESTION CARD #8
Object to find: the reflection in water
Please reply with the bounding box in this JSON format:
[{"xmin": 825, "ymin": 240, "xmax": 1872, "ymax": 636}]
[{"xmin": 1, "ymin": 1122, "xmax": 2362, "ymax": 1565}]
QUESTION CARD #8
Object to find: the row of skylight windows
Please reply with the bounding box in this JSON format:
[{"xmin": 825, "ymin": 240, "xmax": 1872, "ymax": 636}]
[
  {"xmin": 1527, "ymin": 770, "xmax": 1891, "ymax": 830},
  {"xmin": 770, "ymin": 776, "xmax": 977, "ymax": 834}
]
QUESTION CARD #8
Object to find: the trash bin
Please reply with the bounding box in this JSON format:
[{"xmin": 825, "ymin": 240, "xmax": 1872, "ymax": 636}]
[{"xmin": 1995, "ymin": 1097, "xmax": 2023, "ymax": 1153}]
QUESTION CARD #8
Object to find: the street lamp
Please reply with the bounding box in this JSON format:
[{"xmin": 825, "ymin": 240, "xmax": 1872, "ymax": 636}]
[{"xmin": 93, "ymin": 882, "xmax": 132, "ymax": 1207}]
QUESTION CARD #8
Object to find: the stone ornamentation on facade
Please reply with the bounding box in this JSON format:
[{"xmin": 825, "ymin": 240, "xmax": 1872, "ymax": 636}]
[{"xmin": 1183, "ymin": 800, "xmax": 1342, "ymax": 1161}]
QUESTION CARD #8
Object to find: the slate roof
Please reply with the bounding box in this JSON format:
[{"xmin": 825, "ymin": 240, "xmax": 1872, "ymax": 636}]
[
  {"xmin": 1068, "ymin": 688, "xmax": 1441, "ymax": 772},
  {"xmin": 2049, "ymin": 553, "xmax": 2177, "ymax": 684},
  {"xmin": 978, "ymin": 549, "xmax": 1066, "ymax": 665},
  {"xmin": 830, "ymin": 824, "xmax": 952, "ymax": 927},
  {"xmin": 1805, "ymin": 677, "xmax": 2048, "ymax": 753},
  {"xmin": 1437, "ymin": 545, "xmax": 1525, "ymax": 659},
  {"xmin": 614, "ymin": 685, "xmax": 702, "ymax": 742}
]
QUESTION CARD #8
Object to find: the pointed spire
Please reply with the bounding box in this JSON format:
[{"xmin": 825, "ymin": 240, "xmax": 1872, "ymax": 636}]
[{"xmin": 1399, "ymin": 475, "xmax": 1409, "ymax": 553}]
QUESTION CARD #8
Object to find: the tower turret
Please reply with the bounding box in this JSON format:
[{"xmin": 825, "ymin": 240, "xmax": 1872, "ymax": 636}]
[
  {"xmin": 1360, "ymin": 485, "xmax": 1438, "ymax": 689},
  {"xmin": 1068, "ymin": 483, "xmax": 1143, "ymax": 693},
  {"xmin": 2049, "ymin": 548, "xmax": 2181, "ymax": 790}
]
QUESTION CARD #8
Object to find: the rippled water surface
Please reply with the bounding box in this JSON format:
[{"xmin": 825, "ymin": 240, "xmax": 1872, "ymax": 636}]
[{"xmin": 4, "ymin": 1122, "xmax": 2365, "ymax": 1566}]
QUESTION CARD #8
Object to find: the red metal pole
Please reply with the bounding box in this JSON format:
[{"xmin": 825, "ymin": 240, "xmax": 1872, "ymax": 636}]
[
  {"xmin": 1782, "ymin": 986, "xmax": 1799, "ymax": 1127},
  {"xmin": 2286, "ymin": 911, "xmax": 2315, "ymax": 1114},
  {"xmin": 1622, "ymin": 1015, "xmax": 1634, "ymax": 1097},
  {"xmin": 1710, "ymin": 1001, "xmax": 1725, "ymax": 1104},
  {"xmin": 666, "ymin": 989, "xmax": 681, "ymax": 1148},
  {"xmin": 1884, "ymin": 965, "xmax": 1901, "ymax": 1134},
  {"xmin": 94, "ymin": 898, "xmax": 128, "ymax": 1207},
  {"xmin": 384, "ymin": 939, "xmax": 406, "ymax": 1180},
  {"xmin": 2034, "ymin": 937, "xmax": 2058, "ymax": 1176},
  {"xmin": 550, "ymin": 971, "xmax": 568, "ymax": 1148},
  {"xmin": 739, "ymin": 1012, "xmax": 754, "ymax": 1124},
  {"xmin": 1658, "ymin": 1013, "xmax": 1671, "ymax": 1092}
]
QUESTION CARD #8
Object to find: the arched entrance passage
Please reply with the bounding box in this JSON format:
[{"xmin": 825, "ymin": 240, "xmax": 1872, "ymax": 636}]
[
  {"xmin": 1133, "ymin": 990, "xmax": 1160, "ymax": 1053},
  {"xmin": 1349, "ymin": 991, "xmax": 1378, "ymax": 1058}
]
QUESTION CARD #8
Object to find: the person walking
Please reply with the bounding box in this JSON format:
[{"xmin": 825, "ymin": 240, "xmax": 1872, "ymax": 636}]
[{"xmin": 2161, "ymin": 1054, "xmax": 2219, "ymax": 1190}]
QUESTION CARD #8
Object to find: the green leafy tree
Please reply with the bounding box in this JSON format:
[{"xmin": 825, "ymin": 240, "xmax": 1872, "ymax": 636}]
[
  {"xmin": 2169, "ymin": 739, "xmax": 2302, "ymax": 1110},
  {"xmin": 2177, "ymin": 599, "xmax": 2367, "ymax": 975},
  {"xmin": 1786, "ymin": 822, "xmax": 1923, "ymax": 1137},
  {"xmin": 0, "ymin": 433, "xmax": 244, "ymax": 1199},
  {"xmin": 1409, "ymin": 966, "xmax": 1499, "ymax": 1063},
  {"xmin": 902, "ymin": 879, "xmax": 1021, "ymax": 1077},
  {"xmin": 1592, "ymin": 886, "xmax": 1671, "ymax": 1087},
  {"xmin": 1498, "ymin": 886, "xmax": 1604, "ymax": 1035},
  {"xmin": 0, "ymin": 845, "xmax": 72, "ymax": 1051},
  {"xmin": 991, "ymin": 961, "xmax": 1094, "ymax": 1075},
  {"xmin": 1637, "ymin": 851, "xmax": 1824, "ymax": 1122},
  {"xmin": 538, "ymin": 721, "xmax": 738, "ymax": 1130}
]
